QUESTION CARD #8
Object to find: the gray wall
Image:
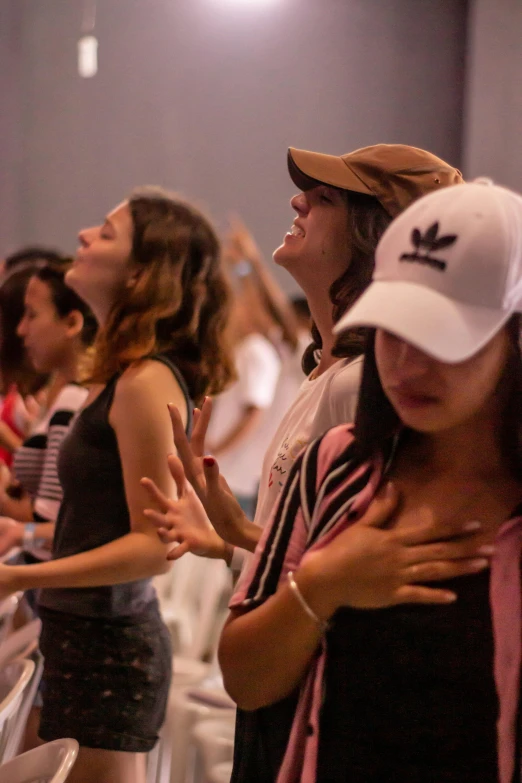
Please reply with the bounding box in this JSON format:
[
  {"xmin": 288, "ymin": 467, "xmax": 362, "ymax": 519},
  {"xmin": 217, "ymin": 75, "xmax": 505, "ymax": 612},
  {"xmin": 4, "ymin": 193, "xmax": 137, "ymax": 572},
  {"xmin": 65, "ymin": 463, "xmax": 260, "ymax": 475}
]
[
  {"xmin": 463, "ymin": 0, "xmax": 522, "ymax": 188},
  {"xmin": 0, "ymin": 1, "xmax": 23, "ymax": 254},
  {"xmin": 3, "ymin": 0, "xmax": 468, "ymax": 291}
]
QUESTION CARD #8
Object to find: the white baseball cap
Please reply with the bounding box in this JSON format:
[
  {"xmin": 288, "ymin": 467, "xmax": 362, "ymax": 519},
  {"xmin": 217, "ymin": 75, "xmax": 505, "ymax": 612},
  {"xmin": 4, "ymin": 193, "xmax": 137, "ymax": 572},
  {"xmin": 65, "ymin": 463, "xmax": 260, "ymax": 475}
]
[{"xmin": 334, "ymin": 179, "xmax": 522, "ymax": 363}]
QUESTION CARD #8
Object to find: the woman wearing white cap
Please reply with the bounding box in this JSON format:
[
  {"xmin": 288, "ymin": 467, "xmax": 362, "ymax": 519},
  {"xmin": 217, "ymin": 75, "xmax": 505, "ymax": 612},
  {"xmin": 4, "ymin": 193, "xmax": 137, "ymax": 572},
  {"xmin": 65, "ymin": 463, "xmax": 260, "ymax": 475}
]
[{"xmin": 220, "ymin": 180, "xmax": 522, "ymax": 783}]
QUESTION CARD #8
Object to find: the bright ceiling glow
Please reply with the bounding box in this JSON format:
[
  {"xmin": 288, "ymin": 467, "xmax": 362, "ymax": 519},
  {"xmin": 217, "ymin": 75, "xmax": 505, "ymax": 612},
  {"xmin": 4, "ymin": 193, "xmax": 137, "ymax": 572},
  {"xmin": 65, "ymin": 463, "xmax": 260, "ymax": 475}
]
[{"xmin": 210, "ymin": 0, "xmax": 281, "ymax": 6}]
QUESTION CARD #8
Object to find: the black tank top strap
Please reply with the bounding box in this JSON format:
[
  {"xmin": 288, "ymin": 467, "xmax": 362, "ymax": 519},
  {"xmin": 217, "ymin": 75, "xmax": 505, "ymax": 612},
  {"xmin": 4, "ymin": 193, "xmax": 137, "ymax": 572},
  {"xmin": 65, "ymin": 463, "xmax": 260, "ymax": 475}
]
[
  {"xmin": 86, "ymin": 356, "xmax": 193, "ymax": 438},
  {"xmin": 147, "ymin": 354, "xmax": 193, "ymax": 436}
]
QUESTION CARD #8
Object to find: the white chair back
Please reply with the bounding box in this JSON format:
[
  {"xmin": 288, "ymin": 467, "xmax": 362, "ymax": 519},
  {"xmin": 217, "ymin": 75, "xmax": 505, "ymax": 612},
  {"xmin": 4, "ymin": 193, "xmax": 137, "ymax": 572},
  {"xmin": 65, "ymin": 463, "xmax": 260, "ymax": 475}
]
[
  {"xmin": 0, "ymin": 737, "xmax": 79, "ymax": 782},
  {"xmin": 0, "ymin": 619, "xmax": 43, "ymax": 760},
  {"xmin": 0, "ymin": 619, "xmax": 42, "ymax": 670},
  {"xmin": 0, "ymin": 595, "xmax": 21, "ymax": 647},
  {"xmin": 154, "ymin": 555, "xmax": 232, "ymax": 659},
  {"xmin": 0, "ymin": 659, "xmax": 35, "ymax": 763},
  {"xmin": 192, "ymin": 717, "xmax": 235, "ymax": 782}
]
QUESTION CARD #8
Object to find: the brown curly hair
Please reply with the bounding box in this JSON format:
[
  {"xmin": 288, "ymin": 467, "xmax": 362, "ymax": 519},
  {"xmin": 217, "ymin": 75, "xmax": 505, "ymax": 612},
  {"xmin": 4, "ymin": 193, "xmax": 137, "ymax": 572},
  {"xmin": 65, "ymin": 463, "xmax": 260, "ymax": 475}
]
[{"xmin": 91, "ymin": 187, "xmax": 235, "ymax": 404}]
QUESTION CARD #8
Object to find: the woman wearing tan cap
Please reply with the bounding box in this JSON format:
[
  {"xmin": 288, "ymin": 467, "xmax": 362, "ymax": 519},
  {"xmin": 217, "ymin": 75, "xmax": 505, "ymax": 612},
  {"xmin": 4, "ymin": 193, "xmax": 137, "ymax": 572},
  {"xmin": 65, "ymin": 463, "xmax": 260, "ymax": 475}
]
[{"xmin": 144, "ymin": 143, "xmax": 464, "ymax": 569}]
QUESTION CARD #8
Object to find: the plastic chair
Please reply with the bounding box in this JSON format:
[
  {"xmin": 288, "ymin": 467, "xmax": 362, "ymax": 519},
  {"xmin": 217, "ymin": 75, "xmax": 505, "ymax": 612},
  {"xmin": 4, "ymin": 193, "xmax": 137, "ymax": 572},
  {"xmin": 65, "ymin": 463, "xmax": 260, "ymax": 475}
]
[
  {"xmin": 154, "ymin": 555, "xmax": 232, "ymax": 659},
  {"xmin": 0, "ymin": 619, "xmax": 43, "ymax": 760},
  {"xmin": 167, "ymin": 687, "xmax": 236, "ymax": 783},
  {"xmin": 0, "ymin": 619, "xmax": 42, "ymax": 669},
  {"xmin": 0, "ymin": 737, "xmax": 79, "ymax": 782},
  {"xmin": 146, "ymin": 657, "xmax": 214, "ymax": 783},
  {"xmin": 192, "ymin": 717, "xmax": 235, "ymax": 783},
  {"xmin": 0, "ymin": 659, "xmax": 35, "ymax": 763},
  {"xmin": 0, "ymin": 595, "xmax": 22, "ymax": 647},
  {"xmin": 208, "ymin": 760, "xmax": 233, "ymax": 783}
]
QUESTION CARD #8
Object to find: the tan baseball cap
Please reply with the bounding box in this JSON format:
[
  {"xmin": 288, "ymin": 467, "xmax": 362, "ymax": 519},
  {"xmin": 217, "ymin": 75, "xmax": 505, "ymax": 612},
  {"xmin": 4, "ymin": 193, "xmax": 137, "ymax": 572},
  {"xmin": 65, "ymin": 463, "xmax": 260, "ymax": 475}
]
[{"xmin": 287, "ymin": 144, "xmax": 464, "ymax": 217}]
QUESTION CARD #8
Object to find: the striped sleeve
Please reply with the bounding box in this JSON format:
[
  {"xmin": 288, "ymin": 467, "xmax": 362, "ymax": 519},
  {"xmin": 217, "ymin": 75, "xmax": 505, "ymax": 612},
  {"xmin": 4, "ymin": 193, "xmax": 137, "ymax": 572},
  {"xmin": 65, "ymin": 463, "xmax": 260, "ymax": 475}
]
[
  {"xmin": 230, "ymin": 424, "xmax": 368, "ymax": 610},
  {"xmin": 33, "ymin": 384, "xmax": 88, "ymax": 521}
]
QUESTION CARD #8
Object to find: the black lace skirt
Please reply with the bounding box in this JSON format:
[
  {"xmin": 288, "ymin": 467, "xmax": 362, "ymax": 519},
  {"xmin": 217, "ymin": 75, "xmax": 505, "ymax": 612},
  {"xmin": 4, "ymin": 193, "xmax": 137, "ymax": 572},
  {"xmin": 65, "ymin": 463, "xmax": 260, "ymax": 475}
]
[{"xmin": 37, "ymin": 603, "xmax": 172, "ymax": 752}]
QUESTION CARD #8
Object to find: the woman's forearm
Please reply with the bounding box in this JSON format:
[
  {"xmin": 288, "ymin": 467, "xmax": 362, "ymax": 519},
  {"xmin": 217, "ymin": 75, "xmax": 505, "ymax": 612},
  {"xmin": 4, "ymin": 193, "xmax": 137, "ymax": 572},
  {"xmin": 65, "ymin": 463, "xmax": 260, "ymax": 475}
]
[
  {"xmin": 8, "ymin": 530, "xmax": 169, "ymax": 591},
  {"xmin": 219, "ymin": 578, "xmax": 323, "ymax": 710},
  {"xmin": 227, "ymin": 519, "xmax": 262, "ymax": 553}
]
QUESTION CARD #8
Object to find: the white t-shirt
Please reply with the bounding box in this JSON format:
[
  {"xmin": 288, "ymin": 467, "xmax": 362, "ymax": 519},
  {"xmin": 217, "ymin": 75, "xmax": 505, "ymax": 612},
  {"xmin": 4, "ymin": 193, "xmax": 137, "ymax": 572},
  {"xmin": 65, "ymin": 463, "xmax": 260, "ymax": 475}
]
[
  {"xmin": 208, "ymin": 333, "xmax": 281, "ymax": 497},
  {"xmin": 253, "ymin": 356, "xmax": 363, "ymax": 531}
]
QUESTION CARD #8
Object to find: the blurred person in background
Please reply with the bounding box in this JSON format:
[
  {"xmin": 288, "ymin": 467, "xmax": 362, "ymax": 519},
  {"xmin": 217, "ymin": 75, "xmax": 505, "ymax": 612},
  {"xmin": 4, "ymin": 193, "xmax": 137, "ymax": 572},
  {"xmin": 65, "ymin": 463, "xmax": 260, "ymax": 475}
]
[
  {"xmin": 0, "ymin": 259, "xmax": 97, "ymax": 565},
  {"xmin": 0, "ymin": 247, "xmax": 65, "ymax": 468}
]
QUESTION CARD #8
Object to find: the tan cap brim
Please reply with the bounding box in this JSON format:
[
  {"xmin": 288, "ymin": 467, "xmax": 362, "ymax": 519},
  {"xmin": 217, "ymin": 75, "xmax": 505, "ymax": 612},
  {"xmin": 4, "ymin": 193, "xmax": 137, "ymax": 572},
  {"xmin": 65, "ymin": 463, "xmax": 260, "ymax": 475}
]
[{"xmin": 288, "ymin": 147, "xmax": 374, "ymax": 196}]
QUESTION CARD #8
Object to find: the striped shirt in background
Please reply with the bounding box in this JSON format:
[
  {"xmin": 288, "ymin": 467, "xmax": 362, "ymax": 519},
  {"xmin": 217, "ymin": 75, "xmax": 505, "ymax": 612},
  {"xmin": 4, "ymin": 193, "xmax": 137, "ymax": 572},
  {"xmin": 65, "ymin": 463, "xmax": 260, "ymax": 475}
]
[{"xmin": 12, "ymin": 383, "xmax": 88, "ymax": 560}]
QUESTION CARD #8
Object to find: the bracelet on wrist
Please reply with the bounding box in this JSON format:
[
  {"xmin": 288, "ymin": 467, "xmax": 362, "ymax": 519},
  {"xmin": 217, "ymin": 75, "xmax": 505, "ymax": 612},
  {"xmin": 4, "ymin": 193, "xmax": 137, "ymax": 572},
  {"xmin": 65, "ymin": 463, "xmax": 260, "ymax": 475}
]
[
  {"xmin": 287, "ymin": 571, "xmax": 329, "ymax": 634},
  {"xmin": 22, "ymin": 522, "xmax": 46, "ymax": 550},
  {"xmin": 22, "ymin": 522, "xmax": 36, "ymax": 549}
]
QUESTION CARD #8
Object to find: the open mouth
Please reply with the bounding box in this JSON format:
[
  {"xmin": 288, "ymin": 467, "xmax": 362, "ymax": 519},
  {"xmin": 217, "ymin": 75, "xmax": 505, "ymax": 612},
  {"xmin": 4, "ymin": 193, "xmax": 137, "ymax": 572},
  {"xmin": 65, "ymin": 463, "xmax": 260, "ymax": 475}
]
[{"xmin": 287, "ymin": 224, "xmax": 305, "ymax": 238}]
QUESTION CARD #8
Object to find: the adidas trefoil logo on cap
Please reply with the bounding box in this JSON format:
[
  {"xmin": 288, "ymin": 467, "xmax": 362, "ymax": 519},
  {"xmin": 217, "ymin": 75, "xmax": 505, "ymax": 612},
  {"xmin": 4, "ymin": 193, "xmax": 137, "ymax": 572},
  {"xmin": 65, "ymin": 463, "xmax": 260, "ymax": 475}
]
[{"xmin": 400, "ymin": 222, "xmax": 457, "ymax": 272}]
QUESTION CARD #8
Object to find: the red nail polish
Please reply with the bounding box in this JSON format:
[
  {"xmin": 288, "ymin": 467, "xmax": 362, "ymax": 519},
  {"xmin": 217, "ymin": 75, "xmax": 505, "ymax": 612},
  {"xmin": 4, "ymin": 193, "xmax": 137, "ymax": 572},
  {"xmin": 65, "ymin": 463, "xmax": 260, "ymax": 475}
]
[{"xmin": 203, "ymin": 456, "xmax": 215, "ymax": 467}]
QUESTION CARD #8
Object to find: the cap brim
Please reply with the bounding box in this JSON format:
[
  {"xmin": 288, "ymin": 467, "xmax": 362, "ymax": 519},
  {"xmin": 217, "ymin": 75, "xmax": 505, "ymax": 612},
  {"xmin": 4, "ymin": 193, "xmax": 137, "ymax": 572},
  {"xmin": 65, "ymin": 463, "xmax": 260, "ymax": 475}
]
[
  {"xmin": 288, "ymin": 148, "xmax": 373, "ymax": 195},
  {"xmin": 333, "ymin": 280, "xmax": 511, "ymax": 364}
]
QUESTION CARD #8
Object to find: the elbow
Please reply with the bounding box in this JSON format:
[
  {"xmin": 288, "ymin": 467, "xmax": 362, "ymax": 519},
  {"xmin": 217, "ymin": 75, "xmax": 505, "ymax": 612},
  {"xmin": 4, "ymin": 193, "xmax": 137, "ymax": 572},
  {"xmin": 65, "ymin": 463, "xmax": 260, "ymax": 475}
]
[
  {"xmin": 218, "ymin": 638, "xmax": 279, "ymax": 711},
  {"xmin": 152, "ymin": 554, "xmax": 171, "ymax": 577},
  {"xmin": 221, "ymin": 670, "xmax": 286, "ymax": 711}
]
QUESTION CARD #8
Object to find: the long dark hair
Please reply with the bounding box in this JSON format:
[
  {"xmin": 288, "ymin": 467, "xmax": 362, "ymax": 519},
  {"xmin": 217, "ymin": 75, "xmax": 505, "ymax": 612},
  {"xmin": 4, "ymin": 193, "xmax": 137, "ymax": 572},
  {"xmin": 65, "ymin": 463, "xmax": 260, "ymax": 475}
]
[
  {"xmin": 0, "ymin": 267, "xmax": 48, "ymax": 395},
  {"xmin": 302, "ymin": 190, "xmax": 391, "ymax": 374},
  {"xmin": 353, "ymin": 317, "xmax": 522, "ymax": 478}
]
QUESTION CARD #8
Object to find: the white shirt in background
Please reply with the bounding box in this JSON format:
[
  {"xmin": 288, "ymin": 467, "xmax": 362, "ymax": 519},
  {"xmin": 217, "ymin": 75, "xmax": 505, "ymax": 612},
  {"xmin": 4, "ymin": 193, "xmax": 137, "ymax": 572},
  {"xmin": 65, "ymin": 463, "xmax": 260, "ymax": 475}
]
[{"xmin": 208, "ymin": 333, "xmax": 281, "ymax": 498}]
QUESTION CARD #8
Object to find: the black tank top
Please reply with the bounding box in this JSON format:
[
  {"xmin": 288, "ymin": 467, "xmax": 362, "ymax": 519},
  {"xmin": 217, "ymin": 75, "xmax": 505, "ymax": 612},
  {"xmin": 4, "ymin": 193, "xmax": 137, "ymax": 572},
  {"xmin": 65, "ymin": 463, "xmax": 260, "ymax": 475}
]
[
  {"xmin": 38, "ymin": 355, "xmax": 192, "ymax": 619},
  {"xmin": 317, "ymin": 570, "xmax": 498, "ymax": 783}
]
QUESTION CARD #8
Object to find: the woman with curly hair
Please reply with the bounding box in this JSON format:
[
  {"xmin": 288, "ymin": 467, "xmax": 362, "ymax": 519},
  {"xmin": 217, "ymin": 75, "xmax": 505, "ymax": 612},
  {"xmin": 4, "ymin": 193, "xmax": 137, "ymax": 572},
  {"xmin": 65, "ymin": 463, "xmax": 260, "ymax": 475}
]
[{"xmin": 0, "ymin": 187, "xmax": 234, "ymax": 783}]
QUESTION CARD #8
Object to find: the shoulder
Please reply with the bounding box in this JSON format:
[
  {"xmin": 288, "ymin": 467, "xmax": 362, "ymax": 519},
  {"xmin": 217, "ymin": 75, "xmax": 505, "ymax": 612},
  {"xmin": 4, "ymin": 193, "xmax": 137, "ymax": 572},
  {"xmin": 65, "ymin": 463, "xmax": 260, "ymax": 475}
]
[
  {"xmin": 113, "ymin": 358, "xmax": 187, "ymax": 415},
  {"xmin": 327, "ymin": 356, "xmax": 363, "ymax": 392},
  {"xmin": 306, "ymin": 424, "xmax": 358, "ymax": 481}
]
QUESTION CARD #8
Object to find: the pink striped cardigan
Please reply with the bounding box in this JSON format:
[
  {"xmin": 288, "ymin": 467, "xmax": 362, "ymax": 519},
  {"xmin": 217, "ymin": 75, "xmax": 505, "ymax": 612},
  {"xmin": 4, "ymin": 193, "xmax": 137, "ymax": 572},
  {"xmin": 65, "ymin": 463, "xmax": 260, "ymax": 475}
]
[{"xmin": 230, "ymin": 424, "xmax": 522, "ymax": 783}]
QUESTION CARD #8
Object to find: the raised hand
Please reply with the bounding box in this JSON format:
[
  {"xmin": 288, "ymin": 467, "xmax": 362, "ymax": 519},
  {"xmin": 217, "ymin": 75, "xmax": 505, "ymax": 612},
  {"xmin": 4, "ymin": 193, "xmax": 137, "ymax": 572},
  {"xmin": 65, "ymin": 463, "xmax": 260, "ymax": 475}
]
[
  {"xmin": 141, "ymin": 455, "xmax": 229, "ymax": 562},
  {"xmin": 169, "ymin": 402, "xmax": 255, "ymax": 549},
  {"xmin": 224, "ymin": 214, "xmax": 262, "ymax": 268},
  {"xmin": 298, "ymin": 483, "xmax": 492, "ymax": 616}
]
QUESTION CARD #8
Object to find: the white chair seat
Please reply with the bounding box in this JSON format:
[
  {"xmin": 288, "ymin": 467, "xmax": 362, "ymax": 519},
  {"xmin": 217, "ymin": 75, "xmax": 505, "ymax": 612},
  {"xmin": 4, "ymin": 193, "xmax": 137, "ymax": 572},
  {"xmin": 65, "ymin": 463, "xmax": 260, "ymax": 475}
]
[
  {"xmin": 167, "ymin": 687, "xmax": 235, "ymax": 783},
  {"xmin": 0, "ymin": 737, "xmax": 79, "ymax": 782},
  {"xmin": 208, "ymin": 760, "xmax": 233, "ymax": 783},
  {"xmin": 192, "ymin": 718, "xmax": 235, "ymax": 782}
]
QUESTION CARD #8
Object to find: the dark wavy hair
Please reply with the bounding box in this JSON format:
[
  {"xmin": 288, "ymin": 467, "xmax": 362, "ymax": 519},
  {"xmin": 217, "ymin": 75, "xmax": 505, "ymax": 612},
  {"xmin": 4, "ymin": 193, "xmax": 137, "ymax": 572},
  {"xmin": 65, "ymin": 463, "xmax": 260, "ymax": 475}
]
[
  {"xmin": 34, "ymin": 262, "xmax": 98, "ymax": 347},
  {"xmin": 0, "ymin": 266, "xmax": 48, "ymax": 396},
  {"xmin": 91, "ymin": 187, "xmax": 235, "ymax": 403},
  {"xmin": 4, "ymin": 246, "xmax": 65, "ymax": 273},
  {"xmin": 302, "ymin": 190, "xmax": 391, "ymax": 375},
  {"xmin": 353, "ymin": 316, "xmax": 522, "ymax": 479}
]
